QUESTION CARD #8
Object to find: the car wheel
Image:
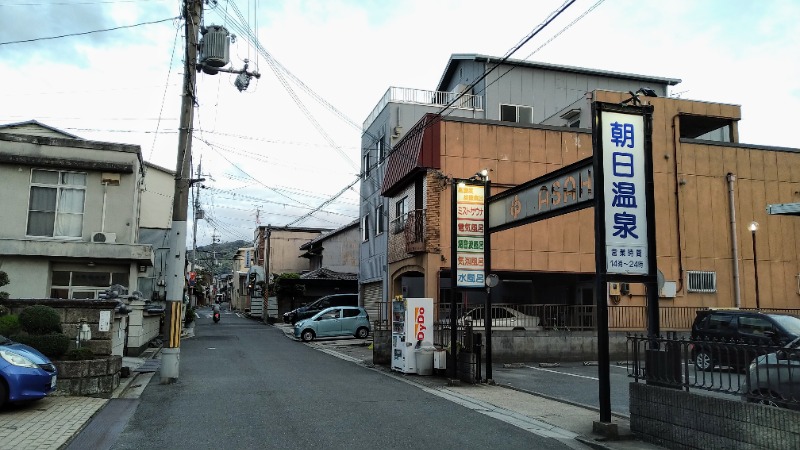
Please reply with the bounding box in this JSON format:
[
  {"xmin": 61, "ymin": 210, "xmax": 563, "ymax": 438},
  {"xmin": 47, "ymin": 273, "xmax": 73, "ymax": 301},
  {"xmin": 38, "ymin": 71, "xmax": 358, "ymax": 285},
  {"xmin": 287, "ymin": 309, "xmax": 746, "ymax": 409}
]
[
  {"xmin": 695, "ymin": 350, "xmax": 714, "ymax": 371},
  {"xmin": 301, "ymin": 330, "xmax": 315, "ymax": 342},
  {"xmin": 355, "ymin": 327, "xmax": 369, "ymax": 339}
]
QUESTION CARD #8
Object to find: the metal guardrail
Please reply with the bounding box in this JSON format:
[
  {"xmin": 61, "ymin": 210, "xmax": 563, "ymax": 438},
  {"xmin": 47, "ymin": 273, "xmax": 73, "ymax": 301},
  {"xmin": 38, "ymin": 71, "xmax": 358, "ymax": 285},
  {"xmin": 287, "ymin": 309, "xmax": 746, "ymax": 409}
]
[
  {"xmin": 362, "ymin": 86, "xmax": 483, "ymax": 131},
  {"xmin": 627, "ymin": 334, "xmax": 800, "ymax": 409}
]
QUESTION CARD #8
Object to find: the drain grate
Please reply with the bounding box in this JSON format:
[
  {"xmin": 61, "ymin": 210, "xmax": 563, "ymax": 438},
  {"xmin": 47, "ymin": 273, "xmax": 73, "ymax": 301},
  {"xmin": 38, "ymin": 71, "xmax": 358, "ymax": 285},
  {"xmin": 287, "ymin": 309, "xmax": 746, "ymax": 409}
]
[{"xmin": 133, "ymin": 359, "xmax": 161, "ymax": 373}]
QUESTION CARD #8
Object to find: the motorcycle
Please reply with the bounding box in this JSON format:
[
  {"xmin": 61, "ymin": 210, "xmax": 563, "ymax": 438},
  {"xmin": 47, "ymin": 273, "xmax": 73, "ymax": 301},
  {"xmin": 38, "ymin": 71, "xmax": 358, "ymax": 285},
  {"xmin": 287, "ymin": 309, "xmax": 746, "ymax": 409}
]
[{"xmin": 213, "ymin": 311, "xmax": 220, "ymax": 323}]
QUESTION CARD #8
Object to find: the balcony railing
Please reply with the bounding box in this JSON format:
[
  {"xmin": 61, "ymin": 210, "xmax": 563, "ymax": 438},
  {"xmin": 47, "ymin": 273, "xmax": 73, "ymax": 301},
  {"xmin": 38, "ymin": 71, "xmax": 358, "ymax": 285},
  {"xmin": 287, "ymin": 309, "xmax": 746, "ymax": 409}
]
[
  {"xmin": 363, "ymin": 86, "xmax": 484, "ymax": 130},
  {"xmin": 390, "ymin": 210, "xmax": 426, "ymax": 253},
  {"xmin": 404, "ymin": 209, "xmax": 425, "ymax": 253}
]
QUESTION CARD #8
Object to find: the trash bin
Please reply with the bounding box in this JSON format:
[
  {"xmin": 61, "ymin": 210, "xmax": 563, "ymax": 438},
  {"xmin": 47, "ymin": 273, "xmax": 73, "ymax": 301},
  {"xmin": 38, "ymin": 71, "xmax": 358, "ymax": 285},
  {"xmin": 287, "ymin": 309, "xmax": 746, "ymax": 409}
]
[{"xmin": 415, "ymin": 346, "xmax": 435, "ymax": 376}]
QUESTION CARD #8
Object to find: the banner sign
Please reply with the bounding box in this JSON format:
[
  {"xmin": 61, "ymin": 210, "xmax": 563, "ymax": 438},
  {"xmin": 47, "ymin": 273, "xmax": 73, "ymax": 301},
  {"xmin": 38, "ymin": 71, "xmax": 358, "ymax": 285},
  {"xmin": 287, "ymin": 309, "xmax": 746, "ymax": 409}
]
[
  {"xmin": 599, "ymin": 111, "xmax": 649, "ymax": 275},
  {"xmin": 456, "ymin": 183, "xmax": 485, "ymax": 288}
]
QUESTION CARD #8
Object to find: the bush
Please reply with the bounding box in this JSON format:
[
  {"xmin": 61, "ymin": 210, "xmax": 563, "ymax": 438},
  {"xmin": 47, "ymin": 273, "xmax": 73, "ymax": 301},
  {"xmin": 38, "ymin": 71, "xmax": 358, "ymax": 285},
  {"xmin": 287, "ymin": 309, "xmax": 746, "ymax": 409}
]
[
  {"xmin": 19, "ymin": 305, "xmax": 62, "ymax": 334},
  {"xmin": 184, "ymin": 306, "xmax": 196, "ymax": 325},
  {"xmin": 0, "ymin": 305, "xmax": 10, "ymax": 317},
  {"xmin": 0, "ymin": 314, "xmax": 21, "ymax": 337},
  {"xmin": 13, "ymin": 332, "xmax": 70, "ymax": 358},
  {"xmin": 62, "ymin": 347, "xmax": 95, "ymax": 361}
]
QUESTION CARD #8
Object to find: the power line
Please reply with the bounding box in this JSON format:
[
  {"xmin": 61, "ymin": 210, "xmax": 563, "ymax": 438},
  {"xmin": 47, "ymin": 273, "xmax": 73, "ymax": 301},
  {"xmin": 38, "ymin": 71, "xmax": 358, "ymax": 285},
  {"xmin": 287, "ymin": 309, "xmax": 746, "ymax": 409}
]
[
  {"xmin": 2, "ymin": 0, "xmax": 168, "ymax": 5},
  {"xmin": 148, "ymin": 20, "xmax": 183, "ymax": 161},
  {"xmin": 0, "ymin": 16, "xmax": 179, "ymax": 46}
]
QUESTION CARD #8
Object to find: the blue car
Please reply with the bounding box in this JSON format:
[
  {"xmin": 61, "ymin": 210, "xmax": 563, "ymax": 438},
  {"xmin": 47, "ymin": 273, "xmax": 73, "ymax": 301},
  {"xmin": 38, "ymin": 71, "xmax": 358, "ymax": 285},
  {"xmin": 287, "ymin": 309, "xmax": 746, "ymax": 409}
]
[
  {"xmin": 1, "ymin": 335, "xmax": 58, "ymax": 409},
  {"xmin": 293, "ymin": 306, "xmax": 371, "ymax": 342}
]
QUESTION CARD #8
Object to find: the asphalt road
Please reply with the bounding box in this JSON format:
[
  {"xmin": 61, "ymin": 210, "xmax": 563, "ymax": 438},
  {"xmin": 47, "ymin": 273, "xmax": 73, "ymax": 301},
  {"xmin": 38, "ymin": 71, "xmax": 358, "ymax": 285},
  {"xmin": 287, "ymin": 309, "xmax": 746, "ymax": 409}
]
[
  {"xmin": 492, "ymin": 362, "xmax": 633, "ymax": 417},
  {"xmin": 491, "ymin": 359, "xmax": 749, "ymax": 418},
  {"xmin": 110, "ymin": 306, "xmax": 576, "ymax": 450}
]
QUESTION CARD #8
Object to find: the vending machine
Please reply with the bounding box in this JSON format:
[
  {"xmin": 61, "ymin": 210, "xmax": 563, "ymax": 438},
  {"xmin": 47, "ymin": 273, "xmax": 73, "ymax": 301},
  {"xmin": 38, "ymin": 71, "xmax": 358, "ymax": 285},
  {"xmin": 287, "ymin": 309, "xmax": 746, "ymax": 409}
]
[{"xmin": 391, "ymin": 297, "xmax": 433, "ymax": 373}]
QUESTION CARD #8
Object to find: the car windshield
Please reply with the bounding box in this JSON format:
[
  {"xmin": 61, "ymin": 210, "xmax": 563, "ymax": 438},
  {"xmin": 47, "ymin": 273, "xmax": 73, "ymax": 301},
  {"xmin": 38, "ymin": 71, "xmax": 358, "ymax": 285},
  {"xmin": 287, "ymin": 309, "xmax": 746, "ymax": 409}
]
[{"xmin": 771, "ymin": 314, "xmax": 800, "ymax": 335}]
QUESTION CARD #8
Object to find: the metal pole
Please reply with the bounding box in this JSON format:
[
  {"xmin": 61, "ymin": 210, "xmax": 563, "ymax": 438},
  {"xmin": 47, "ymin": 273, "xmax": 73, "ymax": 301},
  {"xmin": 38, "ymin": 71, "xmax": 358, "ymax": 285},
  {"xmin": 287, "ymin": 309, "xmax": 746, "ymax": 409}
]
[
  {"xmin": 191, "ymin": 159, "xmax": 201, "ymax": 307},
  {"xmin": 752, "ymin": 230, "xmax": 760, "ymax": 309},
  {"xmin": 726, "ymin": 173, "xmax": 741, "ymax": 308},
  {"xmin": 449, "ymin": 179, "xmax": 458, "ymax": 379},
  {"xmin": 162, "ymin": 0, "xmax": 202, "ymax": 383},
  {"xmin": 483, "ymin": 175, "xmax": 492, "ymax": 383},
  {"xmin": 591, "ymin": 102, "xmax": 611, "ymax": 423}
]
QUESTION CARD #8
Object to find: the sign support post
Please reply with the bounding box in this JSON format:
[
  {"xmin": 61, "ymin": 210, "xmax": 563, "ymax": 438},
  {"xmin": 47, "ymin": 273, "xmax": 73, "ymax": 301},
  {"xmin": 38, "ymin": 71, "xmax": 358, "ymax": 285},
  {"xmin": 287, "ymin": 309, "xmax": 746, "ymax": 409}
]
[{"xmin": 592, "ymin": 101, "xmax": 657, "ymax": 423}]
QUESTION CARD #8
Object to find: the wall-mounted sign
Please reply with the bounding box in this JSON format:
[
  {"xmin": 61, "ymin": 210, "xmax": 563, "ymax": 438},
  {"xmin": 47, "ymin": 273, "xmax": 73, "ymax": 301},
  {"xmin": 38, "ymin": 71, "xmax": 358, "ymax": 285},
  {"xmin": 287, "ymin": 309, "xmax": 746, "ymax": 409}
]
[
  {"xmin": 598, "ymin": 110, "xmax": 650, "ymax": 275},
  {"xmin": 99, "ymin": 310, "xmax": 111, "ymax": 332},
  {"xmin": 456, "ymin": 183, "xmax": 485, "ymax": 288},
  {"xmin": 488, "ymin": 158, "xmax": 594, "ymax": 233}
]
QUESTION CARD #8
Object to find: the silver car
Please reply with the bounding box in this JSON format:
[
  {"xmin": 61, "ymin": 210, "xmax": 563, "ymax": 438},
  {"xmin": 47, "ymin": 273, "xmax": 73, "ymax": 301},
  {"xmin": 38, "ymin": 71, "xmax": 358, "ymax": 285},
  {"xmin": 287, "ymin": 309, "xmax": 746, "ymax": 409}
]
[
  {"xmin": 745, "ymin": 337, "xmax": 800, "ymax": 410},
  {"xmin": 293, "ymin": 306, "xmax": 371, "ymax": 342}
]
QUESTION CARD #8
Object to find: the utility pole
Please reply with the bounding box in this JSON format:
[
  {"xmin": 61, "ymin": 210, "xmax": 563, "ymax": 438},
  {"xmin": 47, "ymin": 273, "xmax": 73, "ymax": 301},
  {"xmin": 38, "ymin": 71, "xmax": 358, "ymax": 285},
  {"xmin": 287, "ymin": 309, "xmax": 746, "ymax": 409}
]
[{"xmin": 162, "ymin": 0, "xmax": 203, "ymax": 384}]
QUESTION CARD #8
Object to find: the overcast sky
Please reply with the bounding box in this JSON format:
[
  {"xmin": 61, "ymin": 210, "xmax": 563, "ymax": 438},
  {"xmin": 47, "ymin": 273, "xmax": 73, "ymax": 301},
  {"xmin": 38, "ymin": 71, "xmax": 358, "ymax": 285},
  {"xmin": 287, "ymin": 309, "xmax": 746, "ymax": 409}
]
[{"xmin": 1, "ymin": 0, "xmax": 797, "ymax": 247}]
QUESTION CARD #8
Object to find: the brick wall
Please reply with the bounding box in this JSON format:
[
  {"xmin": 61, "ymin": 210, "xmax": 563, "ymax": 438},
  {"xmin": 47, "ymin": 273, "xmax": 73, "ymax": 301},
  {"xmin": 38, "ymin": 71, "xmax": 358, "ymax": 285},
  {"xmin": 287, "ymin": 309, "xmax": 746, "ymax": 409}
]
[
  {"xmin": 630, "ymin": 383, "xmax": 800, "ymax": 450},
  {"xmin": 425, "ymin": 172, "xmax": 441, "ymax": 254}
]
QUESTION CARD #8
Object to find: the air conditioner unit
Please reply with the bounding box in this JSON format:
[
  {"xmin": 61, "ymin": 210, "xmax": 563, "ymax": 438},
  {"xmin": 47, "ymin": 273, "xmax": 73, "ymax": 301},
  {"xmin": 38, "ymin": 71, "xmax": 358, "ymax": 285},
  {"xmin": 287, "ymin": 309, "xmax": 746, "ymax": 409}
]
[{"xmin": 92, "ymin": 232, "xmax": 117, "ymax": 243}]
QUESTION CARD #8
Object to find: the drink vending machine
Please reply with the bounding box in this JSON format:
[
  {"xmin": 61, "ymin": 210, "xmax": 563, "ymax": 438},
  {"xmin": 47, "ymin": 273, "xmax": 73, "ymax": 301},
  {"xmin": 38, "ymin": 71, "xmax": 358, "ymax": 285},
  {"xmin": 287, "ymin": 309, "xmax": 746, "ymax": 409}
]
[{"xmin": 391, "ymin": 297, "xmax": 433, "ymax": 373}]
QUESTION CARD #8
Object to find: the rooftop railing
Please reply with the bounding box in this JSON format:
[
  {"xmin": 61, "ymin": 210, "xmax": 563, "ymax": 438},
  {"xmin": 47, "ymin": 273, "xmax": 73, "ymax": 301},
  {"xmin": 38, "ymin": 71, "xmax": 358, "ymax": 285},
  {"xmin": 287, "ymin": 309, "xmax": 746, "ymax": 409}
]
[{"xmin": 363, "ymin": 87, "xmax": 483, "ymax": 131}]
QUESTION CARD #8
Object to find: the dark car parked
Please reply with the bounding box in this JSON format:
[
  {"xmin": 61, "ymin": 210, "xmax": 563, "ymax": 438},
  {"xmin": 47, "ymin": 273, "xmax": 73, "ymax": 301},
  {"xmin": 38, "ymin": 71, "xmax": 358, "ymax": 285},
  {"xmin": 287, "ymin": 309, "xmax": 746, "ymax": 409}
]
[
  {"xmin": 690, "ymin": 309, "xmax": 800, "ymax": 371},
  {"xmin": 283, "ymin": 293, "xmax": 358, "ymax": 324}
]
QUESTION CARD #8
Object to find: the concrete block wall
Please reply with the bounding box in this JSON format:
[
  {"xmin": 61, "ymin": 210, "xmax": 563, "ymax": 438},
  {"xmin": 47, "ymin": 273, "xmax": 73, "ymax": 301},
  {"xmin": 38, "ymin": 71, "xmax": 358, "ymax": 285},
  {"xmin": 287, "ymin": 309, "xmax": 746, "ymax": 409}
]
[
  {"xmin": 125, "ymin": 300, "xmax": 161, "ymax": 356},
  {"xmin": 630, "ymin": 383, "xmax": 800, "ymax": 450},
  {"xmin": 486, "ymin": 330, "xmax": 630, "ymax": 363},
  {"xmin": 1, "ymin": 298, "xmax": 121, "ymax": 356}
]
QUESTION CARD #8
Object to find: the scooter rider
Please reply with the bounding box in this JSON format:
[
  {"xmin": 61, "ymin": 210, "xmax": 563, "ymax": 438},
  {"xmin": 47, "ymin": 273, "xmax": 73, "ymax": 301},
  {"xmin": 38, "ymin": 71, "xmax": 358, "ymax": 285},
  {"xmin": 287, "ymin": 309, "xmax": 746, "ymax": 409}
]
[{"xmin": 212, "ymin": 302, "xmax": 221, "ymax": 322}]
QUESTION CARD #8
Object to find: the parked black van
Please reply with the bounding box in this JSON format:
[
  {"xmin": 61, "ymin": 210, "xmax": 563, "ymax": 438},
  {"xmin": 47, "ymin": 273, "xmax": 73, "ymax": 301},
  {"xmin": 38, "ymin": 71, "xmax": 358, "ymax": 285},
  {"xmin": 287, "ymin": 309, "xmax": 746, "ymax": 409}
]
[
  {"xmin": 283, "ymin": 293, "xmax": 358, "ymax": 324},
  {"xmin": 690, "ymin": 309, "xmax": 800, "ymax": 371}
]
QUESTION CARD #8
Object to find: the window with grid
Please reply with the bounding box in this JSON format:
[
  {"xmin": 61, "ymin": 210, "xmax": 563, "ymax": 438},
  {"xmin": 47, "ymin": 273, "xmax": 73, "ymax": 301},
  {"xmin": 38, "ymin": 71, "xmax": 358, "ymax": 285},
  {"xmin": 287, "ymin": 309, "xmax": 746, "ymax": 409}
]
[
  {"xmin": 27, "ymin": 169, "xmax": 87, "ymax": 237},
  {"xmin": 500, "ymin": 104, "xmax": 533, "ymax": 124},
  {"xmin": 50, "ymin": 270, "xmax": 128, "ymax": 299},
  {"xmin": 361, "ymin": 214, "xmax": 369, "ymax": 241},
  {"xmin": 375, "ymin": 204, "xmax": 385, "ymax": 235},
  {"xmin": 687, "ymin": 271, "xmax": 717, "ymax": 293},
  {"xmin": 362, "ymin": 153, "xmax": 370, "ymax": 179},
  {"xmin": 393, "ymin": 197, "xmax": 407, "ymax": 234},
  {"xmin": 377, "ymin": 137, "xmax": 386, "ymax": 160}
]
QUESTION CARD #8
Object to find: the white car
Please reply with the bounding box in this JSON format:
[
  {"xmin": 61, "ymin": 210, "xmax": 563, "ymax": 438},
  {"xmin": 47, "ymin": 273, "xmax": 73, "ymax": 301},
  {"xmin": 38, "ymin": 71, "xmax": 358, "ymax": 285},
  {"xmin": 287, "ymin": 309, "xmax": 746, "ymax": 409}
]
[{"xmin": 460, "ymin": 306, "xmax": 540, "ymax": 331}]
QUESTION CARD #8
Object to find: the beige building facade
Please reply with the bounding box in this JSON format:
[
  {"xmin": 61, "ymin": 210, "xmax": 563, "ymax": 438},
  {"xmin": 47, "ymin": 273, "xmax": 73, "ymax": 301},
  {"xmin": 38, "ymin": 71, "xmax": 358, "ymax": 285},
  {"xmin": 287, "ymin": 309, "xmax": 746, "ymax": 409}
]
[
  {"xmin": 381, "ymin": 91, "xmax": 800, "ymax": 318},
  {"xmin": 0, "ymin": 121, "xmax": 154, "ymax": 299}
]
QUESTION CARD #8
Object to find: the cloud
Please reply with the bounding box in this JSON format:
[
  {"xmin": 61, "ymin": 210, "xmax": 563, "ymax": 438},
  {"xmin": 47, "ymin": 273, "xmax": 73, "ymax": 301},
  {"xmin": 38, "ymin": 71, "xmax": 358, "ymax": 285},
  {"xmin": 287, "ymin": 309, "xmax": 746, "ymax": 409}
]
[
  {"xmin": 2, "ymin": 0, "xmax": 798, "ymax": 245},
  {"xmin": 0, "ymin": 1, "xmax": 176, "ymax": 66}
]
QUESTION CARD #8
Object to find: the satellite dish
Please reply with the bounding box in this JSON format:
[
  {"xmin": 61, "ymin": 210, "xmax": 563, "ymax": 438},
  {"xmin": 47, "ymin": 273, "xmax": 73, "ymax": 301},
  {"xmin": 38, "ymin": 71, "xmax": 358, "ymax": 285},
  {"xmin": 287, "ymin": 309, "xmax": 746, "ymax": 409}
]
[{"xmin": 657, "ymin": 269, "xmax": 665, "ymax": 293}]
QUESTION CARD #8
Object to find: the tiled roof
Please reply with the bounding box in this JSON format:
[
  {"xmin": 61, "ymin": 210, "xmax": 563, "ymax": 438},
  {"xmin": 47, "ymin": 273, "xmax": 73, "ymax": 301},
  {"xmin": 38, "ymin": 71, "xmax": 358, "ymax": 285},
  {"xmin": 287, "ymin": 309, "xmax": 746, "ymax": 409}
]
[{"xmin": 299, "ymin": 267, "xmax": 358, "ymax": 281}]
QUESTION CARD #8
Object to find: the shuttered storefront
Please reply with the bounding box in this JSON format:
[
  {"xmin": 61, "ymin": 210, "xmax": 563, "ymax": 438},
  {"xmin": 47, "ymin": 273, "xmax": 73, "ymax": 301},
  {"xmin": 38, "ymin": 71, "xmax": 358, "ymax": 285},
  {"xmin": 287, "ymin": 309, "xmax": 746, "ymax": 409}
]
[{"xmin": 361, "ymin": 282, "xmax": 383, "ymax": 324}]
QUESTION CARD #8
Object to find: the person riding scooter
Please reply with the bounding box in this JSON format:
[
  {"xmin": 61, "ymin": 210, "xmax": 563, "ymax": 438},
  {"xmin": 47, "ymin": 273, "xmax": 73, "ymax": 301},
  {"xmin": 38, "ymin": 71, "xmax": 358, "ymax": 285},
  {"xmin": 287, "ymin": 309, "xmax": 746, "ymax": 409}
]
[{"xmin": 212, "ymin": 303, "xmax": 221, "ymax": 323}]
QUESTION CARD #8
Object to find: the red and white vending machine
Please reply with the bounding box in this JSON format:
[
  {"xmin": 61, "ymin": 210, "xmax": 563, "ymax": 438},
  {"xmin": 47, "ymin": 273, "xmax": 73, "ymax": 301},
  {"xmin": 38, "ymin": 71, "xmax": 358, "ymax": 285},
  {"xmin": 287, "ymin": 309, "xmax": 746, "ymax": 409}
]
[{"xmin": 391, "ymin": 297, "xmax": 433, "ymax": 374}]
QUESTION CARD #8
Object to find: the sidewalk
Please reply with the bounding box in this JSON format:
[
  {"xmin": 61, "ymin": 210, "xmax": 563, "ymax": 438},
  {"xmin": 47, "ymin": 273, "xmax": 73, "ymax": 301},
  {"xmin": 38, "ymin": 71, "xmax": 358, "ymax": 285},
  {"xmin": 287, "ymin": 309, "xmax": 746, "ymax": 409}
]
[
  {"xmin": 0, "ymin": 350, "xmax": 159, "ymax": 450},
  {"xmin": 275, "ymin": 323, "xmax": 663, "ymax": 450}
]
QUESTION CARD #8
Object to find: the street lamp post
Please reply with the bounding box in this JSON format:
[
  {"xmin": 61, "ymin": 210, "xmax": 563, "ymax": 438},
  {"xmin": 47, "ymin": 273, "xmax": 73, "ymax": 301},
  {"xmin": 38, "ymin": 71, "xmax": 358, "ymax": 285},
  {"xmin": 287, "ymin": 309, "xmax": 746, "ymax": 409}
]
[{"xmin": 749, "ymin": 221, "xmax": 760, "ymax": 309}]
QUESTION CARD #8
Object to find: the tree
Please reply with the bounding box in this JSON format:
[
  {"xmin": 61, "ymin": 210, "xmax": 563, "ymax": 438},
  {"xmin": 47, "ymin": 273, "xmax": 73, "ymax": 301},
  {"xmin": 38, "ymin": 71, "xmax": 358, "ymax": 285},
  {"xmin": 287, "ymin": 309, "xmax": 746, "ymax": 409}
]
[{"xmin": 0, "ymin": 270, "xmax": 9, "ymax": 300}]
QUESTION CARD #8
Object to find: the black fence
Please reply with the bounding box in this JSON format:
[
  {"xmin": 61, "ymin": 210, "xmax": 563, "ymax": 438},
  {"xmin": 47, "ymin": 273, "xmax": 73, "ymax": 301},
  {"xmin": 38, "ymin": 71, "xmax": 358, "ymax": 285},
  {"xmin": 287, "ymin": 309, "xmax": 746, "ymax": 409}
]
[{"xmin": 627, "ymin": 334, "xmax": 800, "ymax": 409}]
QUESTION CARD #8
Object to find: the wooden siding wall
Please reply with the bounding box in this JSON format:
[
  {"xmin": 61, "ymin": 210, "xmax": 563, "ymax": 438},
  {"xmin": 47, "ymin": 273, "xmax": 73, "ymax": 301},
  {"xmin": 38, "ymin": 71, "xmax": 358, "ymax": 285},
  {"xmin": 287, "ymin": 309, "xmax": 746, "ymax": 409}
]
[{"xmin": 438, "ymin": 120, "xmax": 595, "ymax": 277}]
